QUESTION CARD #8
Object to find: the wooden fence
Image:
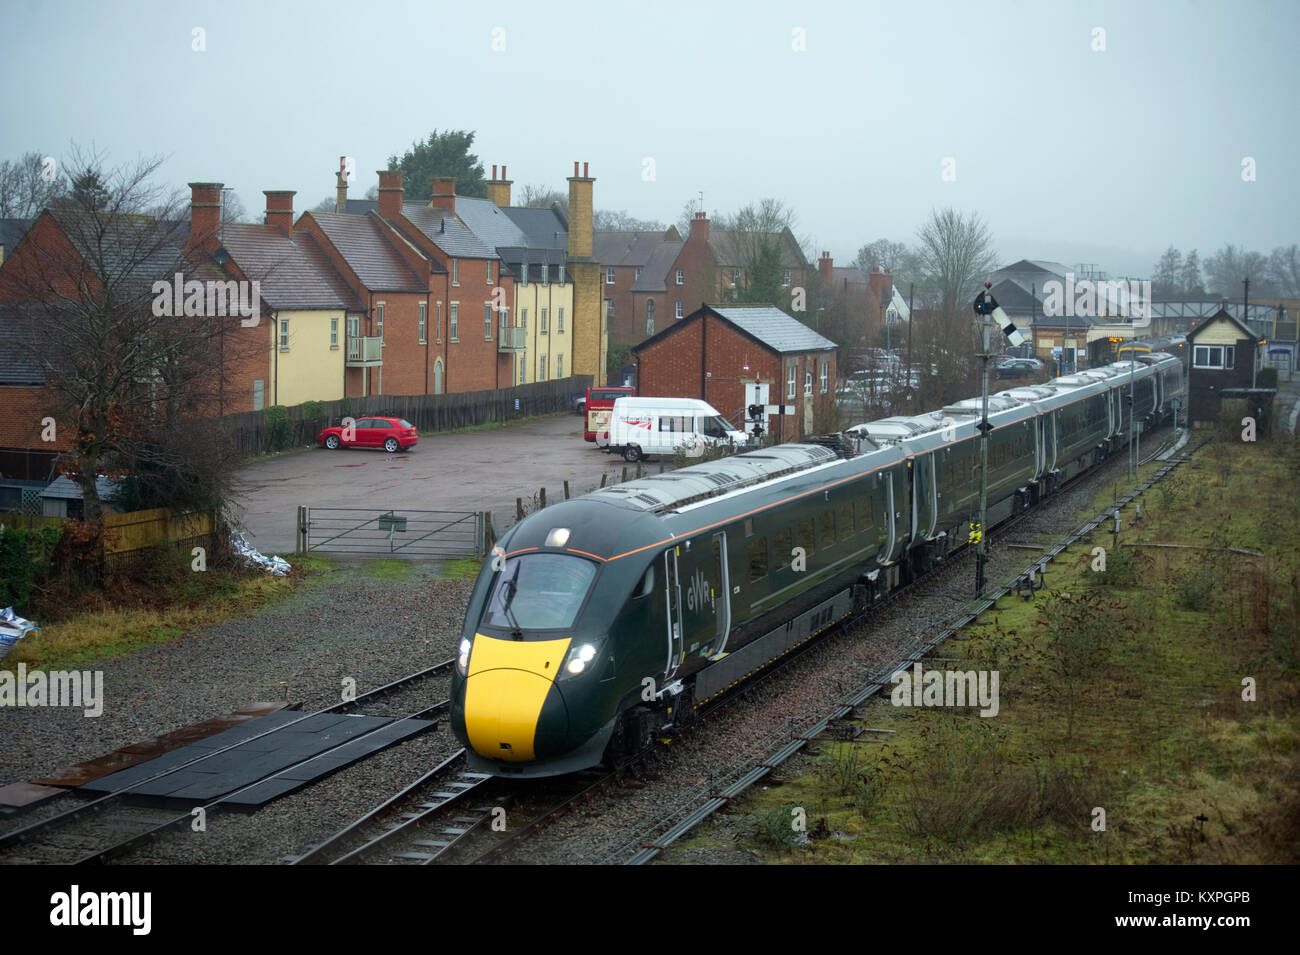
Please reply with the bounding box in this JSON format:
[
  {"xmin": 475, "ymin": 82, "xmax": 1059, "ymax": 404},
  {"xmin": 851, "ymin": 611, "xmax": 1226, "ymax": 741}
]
[
  {"xmin": 0, "ymin": 507, "xmax": 217, "ymax": 560},
  {"xmin": 223, "ymin": 375, "xmax": 593, "ymax": 455}
]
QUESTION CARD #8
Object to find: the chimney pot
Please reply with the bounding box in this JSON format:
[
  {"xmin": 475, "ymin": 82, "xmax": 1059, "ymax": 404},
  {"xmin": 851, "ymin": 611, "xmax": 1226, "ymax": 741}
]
[
  {"xmin": 583, "ymin": 162, "xmax": 589, "ymax": 177},
  {"xmin": 574, "ymin": 161, "xmax": 579, "ymax": 177},
  {"xmin": 502, "ymin": 165, "xmax": 506, "ymax": 179},
  {"xmin": 492, "ymin": 164, "xmax": 498, "ymax": 179}
]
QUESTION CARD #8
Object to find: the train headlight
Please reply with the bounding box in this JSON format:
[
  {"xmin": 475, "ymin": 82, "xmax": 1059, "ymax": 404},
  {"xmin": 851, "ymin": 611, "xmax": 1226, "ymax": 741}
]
[
  {"xmin": 565, "ymin": 643, "xmax": 597, "ymax": 675},
  {"xmin": 457, "ymin": 638, "xmax": 472, "ymax": 676}
]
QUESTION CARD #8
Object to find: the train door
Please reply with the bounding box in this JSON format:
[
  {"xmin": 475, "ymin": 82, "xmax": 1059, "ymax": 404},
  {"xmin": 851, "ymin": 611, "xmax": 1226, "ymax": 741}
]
[
  {"xmin": 664, "ymin": 548, "xmax": 684, "ymax": 681},
  {"xmin": 709, "ymin": 532, "xmax": 733, "ymax": 656}
]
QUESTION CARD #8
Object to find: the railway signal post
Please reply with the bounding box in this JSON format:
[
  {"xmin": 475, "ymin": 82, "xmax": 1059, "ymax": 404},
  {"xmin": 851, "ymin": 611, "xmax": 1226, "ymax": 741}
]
[{"xmin": 973, "ymin": 282, "xmax": 1028, "ymax": 596}]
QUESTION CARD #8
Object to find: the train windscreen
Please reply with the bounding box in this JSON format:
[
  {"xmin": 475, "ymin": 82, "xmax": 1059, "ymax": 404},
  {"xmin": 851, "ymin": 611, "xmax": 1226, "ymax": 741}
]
[{"xmin": 481, "ymin": 554, "xmax": 597, "ymax": 631}]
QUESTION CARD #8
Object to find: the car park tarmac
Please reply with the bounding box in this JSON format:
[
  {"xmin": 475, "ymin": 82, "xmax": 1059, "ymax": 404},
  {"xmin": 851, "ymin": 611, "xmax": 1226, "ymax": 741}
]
[{"xmin": 231, "ymin": 414, "xmax": 629, "ymax": 554}]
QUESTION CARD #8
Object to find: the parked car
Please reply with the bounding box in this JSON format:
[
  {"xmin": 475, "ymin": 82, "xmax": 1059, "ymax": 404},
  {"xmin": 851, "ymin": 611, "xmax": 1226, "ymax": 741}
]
[
  {"xmin": 318, "ymin": 416, "xmax": 418, "ymax": 452},
  {"xmin": 995, "ymin": 358, "xmax": 1042, "ymax": 379}
]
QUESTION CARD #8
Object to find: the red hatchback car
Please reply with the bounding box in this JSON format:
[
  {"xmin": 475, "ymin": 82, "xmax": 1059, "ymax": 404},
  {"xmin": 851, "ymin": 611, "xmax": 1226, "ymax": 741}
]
[{"xmin": 318, "ymin": 416, "xmax": 418, "ymax": 453}]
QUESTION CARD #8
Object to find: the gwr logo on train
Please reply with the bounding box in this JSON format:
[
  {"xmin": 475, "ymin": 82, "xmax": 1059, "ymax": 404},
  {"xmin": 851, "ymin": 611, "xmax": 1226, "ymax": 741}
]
[{"xmin": 685, "ymin": 567, "xmax": 716, "ymax": 616}]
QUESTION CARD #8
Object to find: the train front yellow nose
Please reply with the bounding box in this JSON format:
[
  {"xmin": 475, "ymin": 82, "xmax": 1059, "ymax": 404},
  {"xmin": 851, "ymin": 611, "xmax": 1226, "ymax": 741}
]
[{"xmin": 463, "ymin": 635, "xmax": 570, "ymax": 762}]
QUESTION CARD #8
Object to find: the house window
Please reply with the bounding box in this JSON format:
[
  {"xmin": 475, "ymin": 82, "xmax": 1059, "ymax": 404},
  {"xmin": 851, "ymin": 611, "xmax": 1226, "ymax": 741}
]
[
  {"xmin": 647, "ymin": 299, "xmax": 655, "ymax": 325},
  {"xmin": 376, "ymin": 302, "xmax": 385, "ymax": 343},
  {"xmin": 279, "ymin": 317, "xmax": 289, "ymax": 351},
  {"xmin": 500, "ymin": 307, "xmax": 509, "ymax": 338},
  {"xmin": 675, "ymin": 301, "xmax": 683, "ymax": 320},
  {"xmin": 436, "ymin": 302, "xmax": 442, "ymax": 342},
  {"xmin": 606, "ymin": 267, "xmax": 615, "ymax": 285},
  {"xmin": 539, "ymin": 355, "xmax": 547, "ymax": 380},
  {"xmin": 732, "ymin": 268, "xmax": 740, "ymax": 286},
  {"xmin": 542, "ymin": 262, "xmax": 549, "ymax": 286},
  {"xmin": 783, "ymin": 270, "xmax": 792, "ymax": 286},
  {"xmin": 487, "ymin": 260, "xmax": 494, "ymax": 284},
  {"xmin": 558, "ymin": 307, "xmax": 564, "ymax": 332},
  {"xmin": 519, "ymin": 362, "xmax": 526, "ymax": 384},
  {"xmin": 557, "ymin": 354, "xmax": 564, "ymax": 378},
  {"xmin": 253, "ymin": 379, "xmax": 265, "ymax": 411},
  {"xmin": 347, "ymin": 315, "xmax": 360, "ymax": 339},
  {"xmin": 521, "ymin": 262, "xmax": 529, "ymax": 284},
  {"xmin": 452, "ymin": 259, "xmax": 459, "ymax": 285},
  {"xmin": 541, "ymin": 307, "xmax": 549, "ymax": 333},
  {"xmin": 820, "ymin": 359, "xmax": 828, "ymax": 394},
  {"xmin": 521, "ymin": 307, "xmax": 527, "ymax": 332},
  {"xmin": 450, "ymin": 302, "xmax": 459, "ymax": 341},
  {"xmin": 1193, "ymin": 345, "xmax": 1235, "ymax": 369},
  {"xmin": 635, "ymin": 267, "xmax": 642, "ymax": 281},
  {"xmin": 646, "ymin": 316, "xmax": 655, "ymax": 336},
  {"xmin": 485, "ymin": 304, "xmax": 493, "ymax": 340},
  {"xmin": 418, "ymin": 303, "xmax": 427, "ymax": 344},
  {"xmin": 676, "ymin": 269, "xmax": 684, "ymax": 285},
  {"xmin": 330, "ymin": 316, "xmax": 339, "ymax": 349},
  {"xmin": 604, "ymin": 297, "xmax": 614, "ymax": 318},
  {"xmin": 557, "ymin": 262, "xmax": 565, "ymax": 285},
  {"xmin": 804, "ymin": 371, "xmax": 813, "ymax": 396},
  {"xmin": 787, "ymin": 361, "xmax": 797, "ymax": 400}
]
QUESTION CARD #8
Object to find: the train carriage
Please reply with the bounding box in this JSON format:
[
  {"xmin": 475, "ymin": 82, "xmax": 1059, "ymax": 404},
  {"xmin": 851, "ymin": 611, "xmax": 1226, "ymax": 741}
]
[{"xmin": 450, "ymin": 353, "xmax": 1185, "ymax": 777}]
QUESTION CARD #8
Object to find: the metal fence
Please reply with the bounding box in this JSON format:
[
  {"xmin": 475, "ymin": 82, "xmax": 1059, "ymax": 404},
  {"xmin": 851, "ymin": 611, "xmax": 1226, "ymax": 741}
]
[{"xmin": 298, "ymin": 506, "xmax": 484, "ymax": 558}]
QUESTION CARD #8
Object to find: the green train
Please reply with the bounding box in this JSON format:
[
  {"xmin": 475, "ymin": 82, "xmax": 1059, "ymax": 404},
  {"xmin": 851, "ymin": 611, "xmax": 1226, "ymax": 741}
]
[{"xmin": 450, "ymin": 353, "xmax": 1184, "ymax": 776}]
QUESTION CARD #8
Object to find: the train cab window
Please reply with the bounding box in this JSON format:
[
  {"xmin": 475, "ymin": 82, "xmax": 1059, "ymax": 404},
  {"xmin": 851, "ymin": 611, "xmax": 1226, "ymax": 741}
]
[
  {"xmin": 837, "ymin": 503, "xmax": 854, "ymax": 541},
  {"xmin": 481, "ymin": 554, "xmax": 597, "ymax": 631},
  {"xmin": 747, "ymin": 537, "xmax": 768, "ymax": 580},
  {"xmin": 635, "ymin": 563, "xmax": 655, "ymax": 599},
  {"xmin": 856, "ymin": 498, "xmax": 874, "ymax": 534},
  {"xmin": 796, "ymin": 519, "xmax": 815, "ymax": 557},
  {"xmin": 773, "ymin": 529, "xmax": 793, "ymax": 570},
  {"xmin": 819, "ymin": 511, "xmax": 835, "ymax": 548}
]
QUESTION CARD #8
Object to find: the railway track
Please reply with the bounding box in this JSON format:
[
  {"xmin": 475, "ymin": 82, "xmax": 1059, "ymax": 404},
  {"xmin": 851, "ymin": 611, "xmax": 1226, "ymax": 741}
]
[{"xmin": 0, "ymin": 659, "xmax": 455, "ymax": 865}]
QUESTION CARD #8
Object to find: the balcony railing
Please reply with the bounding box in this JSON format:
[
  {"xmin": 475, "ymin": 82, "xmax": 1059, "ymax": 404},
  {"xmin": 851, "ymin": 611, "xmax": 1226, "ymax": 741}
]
[
  {"xmin": 346, "ymin": 335, "xmax": 383, "ymax": 366},
  {"xmin": 498, "ymin": 327, "xmax": 526, "ymax": 352}
]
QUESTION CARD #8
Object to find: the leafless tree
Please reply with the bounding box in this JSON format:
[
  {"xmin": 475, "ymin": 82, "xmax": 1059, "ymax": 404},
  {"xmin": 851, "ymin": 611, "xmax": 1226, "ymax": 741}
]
[
  {"xmin": 519, "ymin": 183, "xmax": 568, "ymax": 215},
  {"xmin": 0, "ymin": 150, "xmax": 256, "ymax": 574},
  {"xmin": 1267, "ymin": 244, "xmax": 1299, "ymax": 299},
  {"xmin": 593, "ymin": 209, "xmax": 665, "ymax": 232},
  {"xmin": 0, "ymin": 151, "xmax": 66, "ymax": 217},
  {"xmin": 220, "ymin": 188, "xmax": 247, "ymax": 224},
  {"xmin": 915, "ymin": 207, "xmax": 999, "ymax": 330}
]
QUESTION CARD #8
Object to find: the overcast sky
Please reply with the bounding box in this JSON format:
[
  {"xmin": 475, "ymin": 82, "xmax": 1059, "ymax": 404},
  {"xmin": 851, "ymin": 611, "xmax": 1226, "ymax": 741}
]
[{"xmin": 2, "ymin": 0, "xmax": 1296, "ymax": 279}]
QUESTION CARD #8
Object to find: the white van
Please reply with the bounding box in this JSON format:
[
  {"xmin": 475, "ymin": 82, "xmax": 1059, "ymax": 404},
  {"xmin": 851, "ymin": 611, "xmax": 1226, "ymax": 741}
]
[{"xmin": 607, "ymin": 397, "xmax": 748, "ymax": 462}]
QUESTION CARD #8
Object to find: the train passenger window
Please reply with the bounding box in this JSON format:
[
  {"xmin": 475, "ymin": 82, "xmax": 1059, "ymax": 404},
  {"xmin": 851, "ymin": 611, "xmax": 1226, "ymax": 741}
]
[
  {"xmin": 635, "ymin": 564, "xmax": 655, "ymax": 599},
  {"xmin": 796, "ymin": 519, "xmax": 815, "ymax": 556},
  {"xmin": 819, "ymin": 511, "xmax": 835, "ymax": 548},
  {"xmin": 856, "ymin": 498, "xmax": 874, "ymax": 534},
  {"xmin": 837, "ymin": 503, "xmax": 854, "ymax": 541},
  {"xmin": 747, "ymin": 537, "xmax": 768, "ymax": 580},
  {"xmin": 744, "ymin": 518, "xmax": 754, "ymax": 537},
  {"xmin": 773, "ymin": 529, "xmax": 792, "ymax": 570}
]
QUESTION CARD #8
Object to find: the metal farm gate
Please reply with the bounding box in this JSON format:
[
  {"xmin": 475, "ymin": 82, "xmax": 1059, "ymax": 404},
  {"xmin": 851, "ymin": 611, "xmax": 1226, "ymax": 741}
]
[{"xmin": 297, "ymin": 506, "xmax": 484, "ymax": 558}]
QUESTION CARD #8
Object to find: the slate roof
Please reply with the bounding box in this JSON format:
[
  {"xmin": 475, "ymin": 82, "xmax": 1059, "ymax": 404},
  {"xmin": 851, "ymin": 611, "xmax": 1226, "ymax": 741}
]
[
  {"xmin": 595, "ymin": 230, "xmax": 679, "ymax": 266},
  {"xmin": 631, "ymin": 240, "xmax": 683, "ymax": 292},
  {"xmin": 634, "ymin": 304, "xmax": 836, "ymax": 355},
  {"xmin": 219, "ymin": 223, "xmax": 363, "ymax": 311},
  {"xmin": 398, "ymin": 203, "xmax": 497, "ymax": 259},
  {"xmin": 707, "ymin": 229, "xmax": 807, "ymax": 269},
  {"xmin": 344, "ymin": 199, "xmax": 378, "ymax": 215},
  {"xmin": 44, "ymin": 208, "xmax": 194, "ymax": 298},
  {"xmin": 501, "ymin": 206, "xmax": 569, "ymax": 250},
  {"xmin": 307, "ymin": 212, "xmax": 426, "ymax": 292},
  {"xmin": 453, "ymin": 197, "xmax": 528, "ymax": 249},
  {"xmin": 497, "ymin": 246, "xmax": 570, "ymax": 284},
  {"xmin": 43, "ymin": 474, "xmax": 120, "ymax": 501},
  {"xmin": 710, "ymin": 305, "xmax": 836, "ymax": 353}
]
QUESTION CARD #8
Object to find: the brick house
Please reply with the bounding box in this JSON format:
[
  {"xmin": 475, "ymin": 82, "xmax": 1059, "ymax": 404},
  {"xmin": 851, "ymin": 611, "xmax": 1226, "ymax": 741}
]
[
  {"xmin": 594, "ymin": 228, "xmax": 682, "ymax": 344},
  {"xmin": 632, "ymin": 304, "xmax": 837, "ymax": 442},
  {"xmin": 1186, "ymin": 309, "xmax": 1263, "ymax": 425},
  {"xmin": 190, "ymin": 189, "xmax": 365, "ymax": 409}
]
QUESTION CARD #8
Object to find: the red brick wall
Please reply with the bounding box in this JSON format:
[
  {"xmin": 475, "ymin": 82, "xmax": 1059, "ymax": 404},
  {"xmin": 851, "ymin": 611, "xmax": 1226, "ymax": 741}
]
[
  {"xmin": 670, "ymin": 216, "xmax": 720, "ymax": 319},
  {"xmin": 633, "ymin": 313, "xmax": 836, "ymax": 441},
  {"xmin": 0, "ymin": 386, "xmax": 71, "ymax": 452}
]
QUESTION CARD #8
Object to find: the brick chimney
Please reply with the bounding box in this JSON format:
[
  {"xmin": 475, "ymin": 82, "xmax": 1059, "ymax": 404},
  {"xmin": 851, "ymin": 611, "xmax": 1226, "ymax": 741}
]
[
  {"xmin": 264, "ymin": 190, "xmax": 296, "ymax": 232},
  {"xmin": 430, "ymin": 177, "xmax": 457, "ymax": 213},
  {"xmin": 689, "ymin": 210, "xmax": 710, "ymax": 243},
  {"xmin": 186, "ymin": 181, "xmax": 224, "ymax": 252},
  {"xmin": 377, "ymin": 169, "xmax": 404, "ymax": 219},
  {"xmin": 566, "ymin": 161, "xmax": 594, "ymax": 260},
  {"xmin": 335, "ymin": 157, "xmax": 349, "ymax": 213},
  {"xmin": 485, "ymin": 164, "xmax": 512, "ymax": 207},
  {"xmin": 818, "ymin": 251, "xmax": 833, "ymax": 283}
]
